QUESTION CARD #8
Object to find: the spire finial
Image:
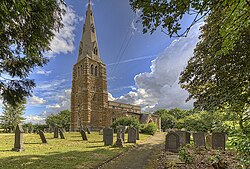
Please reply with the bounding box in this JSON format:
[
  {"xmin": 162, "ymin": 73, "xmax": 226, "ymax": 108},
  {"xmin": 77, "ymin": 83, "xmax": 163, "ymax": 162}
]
[{"xmin": 88, "ymin": 0, "xmax": 91, "ymax": 5}]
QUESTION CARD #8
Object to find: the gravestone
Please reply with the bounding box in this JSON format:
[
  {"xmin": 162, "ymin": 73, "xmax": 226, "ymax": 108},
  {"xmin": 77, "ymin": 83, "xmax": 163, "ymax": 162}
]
[
  {"xmin": 205, "ymin": 134, "xmax": 212, "ymax": 148},
  {"xmin": 136, "ymin": 127, "xmax": 140, "ymax": 140},
  {"xmin": 86, "ymin": 126, "xmax": 91, "ymax": 134},
  {"xmin": 38, "ymin": 130, "xmax": 47, "ymax": 143},
  {"xmin": 117, "ymin": 126, "xmax": 125, "ymax": 141},
  {"xmin": 175, "ymin": 130, "xmax": 190, "ymax": 145},
  {"xmin": 212, "ymin": 132, "xmax": 226, "ymax": 150},
  {"xmin": 54, "ymin": 127, "xmax": 59, "ymax": 138},
  {"xmin": 115, "ymin": 138, "xmax": 124, "ymax": 147},
  {"xmin": 128, "ymin": 127, "xmax": 137, "ymax": 143},
  {"xmin": 103, "ymin": 127, "xmax": 113, "ymax": 146},
  {"xmin": 99, "ymin": 129, "xmax": 103, "ymax": 135},
  {"xmin": 59, "ymin": 129, "xmax": 65, "ymax": 139},
  {"xmin": 80, "ymin": 130, "xmax": 88, "ymax": 141},
  {"xmin": 165, "ymin": 131, "xmax": 180, "ymax": 153},
  {"xmin": 193, "ymin": 132, "xmax": 206, "ymax": 147},
  {"xmin": 12, "ymin": 124, "xmax": 24, "ymax": 152}
]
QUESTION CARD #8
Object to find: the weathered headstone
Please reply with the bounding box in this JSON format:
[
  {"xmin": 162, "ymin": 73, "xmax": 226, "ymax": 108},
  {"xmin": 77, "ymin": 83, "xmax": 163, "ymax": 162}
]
[
  {"xmin": 165, "ymin": 131, "xmax": 180, "ymax": 153},
  {"xmin": 59, "ymin": 129, "xmax": 65, "ymax": 139},
  {"xmin": 212, "ymin": 132, "xmax": 226, "ymax": 150},
  {"xmin": 38, "ymin": 130, "xmax": 47, "ymax": 143},
  {"xmin": 86, "ymin": 126, "xmax": 91, "ymax": 134},
  {"xmin": 128, "ymin": 127, "xmax": 137, "ymax": 143},
  {"xmin": 80, "ymin": 130, "xmax": 88, "ymax": 141},
  {"xmin": 54, "ymin": 127, "xmax": 59, "ymax": 138},
  {"xmin": 117, "ymin": 126, "xmax": 125, "ymax": 141},
  {"xmin": 136, "ymin": 127, "xmax": 140, "ymax": 140},
  {"xmin": 12, "ymin": 124, "xmax": 24, "ymax": 152},
  {"xmin": 205, "ymin": 134, "xmax": 212, "ymax": 148},
  {"xmin": 175, "ymin": 130, "xmax": 190, "ymax": 145},
  {"xmin": 193, "ymin": 132, "xmax": 206, "ymax": 147},
  {"xmin": 103, "ymin": 127, "xmax": 113, "ymax": 146},
  {"xmin": 115, "ymin": 138, "xmax": 124, "ymax": 147}
]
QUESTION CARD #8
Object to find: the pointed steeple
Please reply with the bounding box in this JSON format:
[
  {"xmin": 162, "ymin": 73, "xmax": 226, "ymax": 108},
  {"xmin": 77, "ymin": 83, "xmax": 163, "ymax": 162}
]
[{"xmin": 78, "ymin": 0, "xmax": 101, "ymax": 62}]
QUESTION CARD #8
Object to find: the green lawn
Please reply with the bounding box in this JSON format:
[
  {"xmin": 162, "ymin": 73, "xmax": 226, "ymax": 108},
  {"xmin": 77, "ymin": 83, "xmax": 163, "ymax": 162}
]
[{"xmin": 0, "ymin": 132, "xmax": 150, "ymax": 169}]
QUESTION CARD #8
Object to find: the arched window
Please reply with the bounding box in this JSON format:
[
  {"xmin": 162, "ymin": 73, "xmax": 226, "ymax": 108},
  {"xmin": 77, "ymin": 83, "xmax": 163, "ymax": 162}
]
[
  {"xmin": 81, "ymin": 65, "xmax": 83, "ymax": 75},
  {"xmin": 94, "ymin": 66, "xmax": 98, "ymax": 76},
  {"xmin": 90, "ymin": 64, "xmax": 94, "ymax": 75},
  {"xmin": 78, "ymin": 66, "xmax": 80, "ymax": 77}
]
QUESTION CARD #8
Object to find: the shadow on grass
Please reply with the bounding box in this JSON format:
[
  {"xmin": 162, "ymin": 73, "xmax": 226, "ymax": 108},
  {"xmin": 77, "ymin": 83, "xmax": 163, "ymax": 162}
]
[{"xmin": 0, "ymin": 148, "xmax": 122, "ymax": 169}]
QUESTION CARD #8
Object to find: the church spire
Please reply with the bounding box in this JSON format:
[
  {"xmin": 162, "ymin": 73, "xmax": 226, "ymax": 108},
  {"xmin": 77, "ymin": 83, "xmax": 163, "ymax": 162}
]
[{"xmin": 78, "ymin": 0, "xmax": 101, "ymax": 62}]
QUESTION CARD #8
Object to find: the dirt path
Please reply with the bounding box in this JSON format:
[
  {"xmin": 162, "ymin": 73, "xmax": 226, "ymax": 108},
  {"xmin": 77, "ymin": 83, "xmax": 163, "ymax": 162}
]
[{"xmin": 98, "ymin": 133, "xmax": 165, "ymax": 169}]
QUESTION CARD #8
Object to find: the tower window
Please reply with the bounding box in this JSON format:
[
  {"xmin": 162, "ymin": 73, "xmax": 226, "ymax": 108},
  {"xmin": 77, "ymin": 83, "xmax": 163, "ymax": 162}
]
[
  {"xmin": 90, "ymin": 64, "xmax": 94, "ymax": 75},
  {"xmin": 78, "ymin": 66, "xmax": 80, "ymax": 77},
  {"xmin": 94, "ymin": 66, "xmax": 98, "ymax": 76},
  {"xmin": 94, "ymin": 47, "xmax": 98, "ymax": 55},
  {"xmin": 81, "ymin": 65, "xmax": 83, "ymax": 75}
]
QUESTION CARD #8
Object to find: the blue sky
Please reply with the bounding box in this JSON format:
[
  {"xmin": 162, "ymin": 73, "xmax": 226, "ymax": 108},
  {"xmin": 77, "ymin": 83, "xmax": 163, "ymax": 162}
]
[{"xmin": 1, "ymin": 0, "xmax": 203, "ymax": 123}]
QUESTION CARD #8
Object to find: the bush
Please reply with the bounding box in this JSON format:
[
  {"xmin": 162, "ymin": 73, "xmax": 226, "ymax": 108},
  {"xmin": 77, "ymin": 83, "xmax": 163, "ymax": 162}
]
[
  {"xmin": 141, "ymin": 123, "xmax": 157, "ymax": 135},
  {"xmin": 179, "ymin": 146, "xmax": 194, "ymax": 164},
  {"xmin": 111, "ymin": 117, "xmax": 139, "ymax": 129}
]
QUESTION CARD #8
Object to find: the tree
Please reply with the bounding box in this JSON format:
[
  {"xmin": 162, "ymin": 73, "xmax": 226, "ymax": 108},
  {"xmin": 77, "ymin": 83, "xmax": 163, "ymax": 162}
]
[
  {"xmin": 45, "ymin": 110, "xmax": 70, "ymax": 131},
  {"xmin": 179, "ymin": 5, "xmax": 250, "ymax": 133},
  {"xmin": 0, "ymin": 0, "xmax": 65, "ymax": 106},
  {"xmin": 0, "ymin": 102, "xmax": 26, "ymax": 132},
  {"xmin": 111, "ymin": 116, "xmax": 140, "ymax": 129}
]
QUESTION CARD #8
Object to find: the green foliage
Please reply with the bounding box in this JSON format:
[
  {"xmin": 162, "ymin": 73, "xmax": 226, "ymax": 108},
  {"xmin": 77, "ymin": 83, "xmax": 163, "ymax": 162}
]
[
  {"xmin": 141, "ymin": 123, "xmax": 157, "ymax": 135},
  {"xmin": 0, "ymin": 0, "xmax": 65, "ymax": 106},
  {"xmin": 0, "ymin": 102, "xmax": 25, "ymax": 131},
  {"xmin": 231, "ymin": 134, "xmax": 250, "ymax": 168},
  {"xmin": 111, "ymin": 116, "xmax": 139, "ymax": 129},
  {"xmin": 45, "ymin": 110, "xmax": 70, "ymax": 131},
  {"xmin": 161, "ymin": 113, "xmax": 177, "ymax": 131},
  {"xmin": 179, "ymin": 146, "xmax": 194, "ymax": 164}
]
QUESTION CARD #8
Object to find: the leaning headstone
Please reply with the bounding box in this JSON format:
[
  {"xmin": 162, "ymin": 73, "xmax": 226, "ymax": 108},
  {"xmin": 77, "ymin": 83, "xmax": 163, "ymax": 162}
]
[
  {"xmin": 193, "ymin": 132, "xmax": 206, "ymax": 147},
  {"xmin": 86, "ymin": 126, "xmax": 91, "ymax": 134},
  {"xmin": 212, "ymin": 132, "xmax": 226, "ymax": 150},
  {"xmin": 103, "ymin": 127, "xmax": 113, "ymax": 146},
  {"xmin": 205, "ymin": 134, "xmax": 212, "ymax": 148},
  {"xmin": 12, "ymin": 124, "xmax": 25, "ymax": 152},
  {"xmin": 54, "ymin": 127, "xmax": 59, "ymax": 138},
  {"xmin": 59, "ymin": 129, "xmax": 65, "ymax": 139},
  {"xmin": 165, "ymin": 131, "xmax": 180, "ymax": 153},
  {"xmin": 175, "ymin": 130, "xmax": 190, "ymax": 145},
  {"xmin": 128, "ymin": 127, "xmax": 137, "ymax": 143},
  {"xmin": 136, "ymin": 127, "xmax": 140, "ymax": 140},
  {"xmin": 80, "ymin": 130, "xmax": 88, "ymax": 141},
  {"xmin": 38, "ymin": 130, "xmax": 47, "ymax": 143}
]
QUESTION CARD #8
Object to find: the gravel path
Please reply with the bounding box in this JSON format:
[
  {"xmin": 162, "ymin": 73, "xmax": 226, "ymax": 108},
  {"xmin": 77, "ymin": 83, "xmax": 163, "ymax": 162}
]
[{"xmin": 98, "ymin": 133, "xmax": 165, "ymax": 169}]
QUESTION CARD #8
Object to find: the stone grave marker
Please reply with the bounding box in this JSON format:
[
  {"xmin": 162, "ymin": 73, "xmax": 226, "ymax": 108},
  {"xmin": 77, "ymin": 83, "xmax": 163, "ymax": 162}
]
[
  {"xmin": 86, "ymin": 126, "xmax": 91, "ymax": 134},
  {"xmin": 136, "ymin": 127, "xmax": 140, "ymax": 140},
  {"xmin": 80, "ymin": 130, "xmax": 88, "ymax": 141},
  {"xmin": 165, "ymin": 131, "xmax": 180, "ymax": 153},
  {"xmin": 128, "ymin": 127, "xmax": 137, "ymax": 143},
  {"xmin": 103, "ymin": 127, "xmax": 113, "ymax": 146},
  {"xmin": 205, "ymin": 134, "xmax": 212, "ymax": 148},
  {"xmin": 54, "ymin": 127, "xmax": 59, "ymax": 138},
  {"xmin": 59, "ymin": 129, "xmax": 65, "ymax": 139},
  {"xmin": 212, "ymin": 132, "xmax": 226, "ymax": 150},
  {"xmin": 99, "ymin": 129, "xmax": 103, "ymax": 135},
  {"xmin": 193, "ymin": 132, "xmax": 206, "ymax": 147},
  {"xmin": 38, "ymin": 130, "xmax": 47, "ymax": 143},
  {"xmin": 117, "ymin": 126, "xmax": 125, "ymax": 141},
  {"xmin": 175, "ymin": 130, "xmax": 190, "ymax": 145},
  {"xmin": 12, "ymin": 124, "xmax": 25, "ymax": 152}
]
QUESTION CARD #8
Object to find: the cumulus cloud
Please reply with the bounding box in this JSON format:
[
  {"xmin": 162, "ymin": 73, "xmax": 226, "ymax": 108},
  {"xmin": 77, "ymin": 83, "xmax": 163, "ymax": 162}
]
[
  {"xmin": 25, "ymin": 114, "xmax": 46, "ymax": 124},
  {"xmin": 27, "ymin": 95, "xmax": 47, "ymax": 106},
  {"xmin": 115, "ymin": 23, "xmax": 203, "ymax": 111},
  {"xmin": 48, "ymin": 6, "xmax": 81, "ymax": 56},
  {"xmin": 45, "ymin": 89, "xmax": 71, "ymax": 112}
]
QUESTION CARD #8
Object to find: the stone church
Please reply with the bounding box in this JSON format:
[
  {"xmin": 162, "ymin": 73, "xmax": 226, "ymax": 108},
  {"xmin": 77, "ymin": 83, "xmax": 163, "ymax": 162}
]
[{"xmin": 70, "ymin": 1, "xmax": 160, "ymax": 131}]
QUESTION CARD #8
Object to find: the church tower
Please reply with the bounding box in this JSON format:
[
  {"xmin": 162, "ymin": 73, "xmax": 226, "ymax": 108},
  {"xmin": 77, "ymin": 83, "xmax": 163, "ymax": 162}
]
[{"xmin": 71, "ymin": 1, "xmax": 108, "ymax": 131}]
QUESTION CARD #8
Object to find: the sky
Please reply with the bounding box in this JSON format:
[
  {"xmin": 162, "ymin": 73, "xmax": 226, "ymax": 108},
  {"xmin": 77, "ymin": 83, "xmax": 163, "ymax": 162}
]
[{"xmin": 1, "ymin": 0, "xmax": 203, "ymax": 124}]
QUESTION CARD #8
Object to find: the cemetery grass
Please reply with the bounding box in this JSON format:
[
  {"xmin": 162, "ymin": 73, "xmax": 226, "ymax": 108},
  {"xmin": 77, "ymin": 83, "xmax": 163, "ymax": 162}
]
[{"xmin": 0, "ymin": 132, "xmax": 150, "ymax": 169}]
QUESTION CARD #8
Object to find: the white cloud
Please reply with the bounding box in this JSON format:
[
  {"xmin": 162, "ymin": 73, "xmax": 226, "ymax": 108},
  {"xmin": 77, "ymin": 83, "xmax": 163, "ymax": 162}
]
[
  {"xmin": 108, "ymin": 92, "xmax": 115, "ymax": 101},
  {"xmin": 24, "ymin": 115, "xmax": 46, "ymax": 124},
  {"xmin": 45, "ymin": 89, "xmax": 71, "ymax": 111},
  {"xmin": 27, "ymin": 95, "xmax": 47, "ymax": 106},
  {"xmin": 115, "ymin": 23, "xmax": 203, "ymax": 111},
  {"xmin": 35, "ymin": 69, "xmax": 52, "ymax": 75},
  {"xmin": 48, "ymin": 6, "xmax": 81, "ymax": 56},
  {"xmin": 46, "ymin": 104, "xmax": 61, "ymax": 109},
  {"xmin": 36, "ymin": 79, "xmax": 67, "ymax": 91}
]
